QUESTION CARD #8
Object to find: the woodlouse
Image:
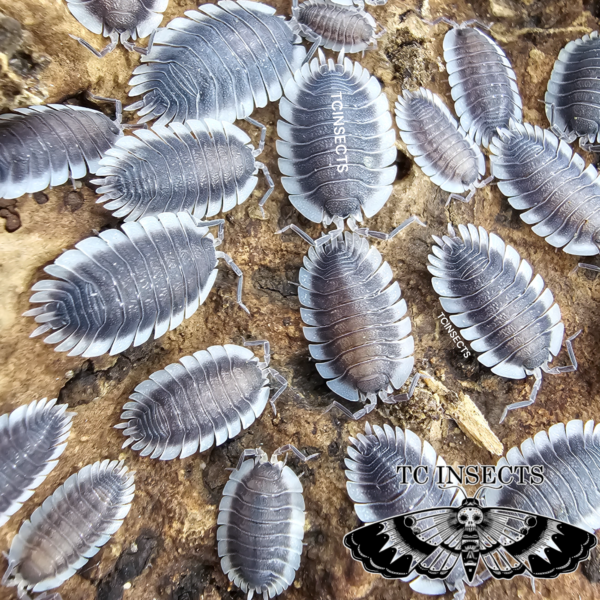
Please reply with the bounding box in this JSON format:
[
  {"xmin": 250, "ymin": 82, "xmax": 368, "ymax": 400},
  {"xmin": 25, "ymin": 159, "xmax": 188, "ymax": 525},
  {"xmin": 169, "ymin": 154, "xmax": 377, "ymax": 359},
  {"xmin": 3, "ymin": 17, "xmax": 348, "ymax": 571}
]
[
  {"xmin": 66, "ymin": 0, "xmax": 167, "ymax": 57},
  {"xmin": 428, "ymin": 224, "xmax": 579, "ymax": 423},
  {"xmin": 395, "ymin": 88, "xmax": 489, "ymax": 205},
  {"xmin": 116, "ymin": 340, "xmax": 287, "ymax": 459},
  {"xmin": 545, "ymin": 31, "xmax": 600, "ymax": 151},
  {"xmin": 127, "ymin": 0, "xmax": 306, "ymax": 126},
  {"xmin": 2, "ymin": 460, "xmax": 135, "ymax": 598},
  {"xmin": 483, "ymin": 420, "xmax": 600, "ymax": 533},
  {"xmin": 440, "ymin": 19, "xmax": 523, "ymax": 147},
  {"xmin": 217, "ymin": 445, "xmax": 318, "ymax": 600},
  {"xmin": 91, "ymin": 118, "xmax": 274, "ymax": 221},
  {"xmin": 0, "ymin": 100, "xmax": 123, "ymax": 200},
  {"xmin": 0, "ymin": 398, "xmax": 74, "ymax": 528},
  {"xmin": 289, "ymin": 0, "xmax": 382, "ymax": 63},
  {"xmin": 24, "ymin": 212, "xmax": 248, "ymax": 358},
  {"xmin": 490, "ymin": 122, "xmax": 600, "ymax": 256}
]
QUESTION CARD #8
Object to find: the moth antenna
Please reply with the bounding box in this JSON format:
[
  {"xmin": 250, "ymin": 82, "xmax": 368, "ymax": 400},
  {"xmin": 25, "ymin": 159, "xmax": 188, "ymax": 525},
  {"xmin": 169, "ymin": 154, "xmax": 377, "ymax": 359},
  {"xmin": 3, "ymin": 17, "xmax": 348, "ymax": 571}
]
[
  {"xmin": 437, "ymin": 483, "xmax": 467, "ymax": 498},
  {"xmin": 474, "ymin": 484, "xmax": 503, "ymax": 500}
]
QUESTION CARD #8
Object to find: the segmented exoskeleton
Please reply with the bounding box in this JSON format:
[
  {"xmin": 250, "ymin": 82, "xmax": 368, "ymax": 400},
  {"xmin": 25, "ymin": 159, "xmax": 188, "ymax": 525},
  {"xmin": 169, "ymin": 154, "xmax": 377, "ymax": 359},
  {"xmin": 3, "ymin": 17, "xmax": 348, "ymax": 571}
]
[
  {"xmin": 483, "ymin": 420, "xmax": 600, "ymax": 533},
  {"xmin": 91, "ymin": 118, "xmax": 273, "ymax": 221},
  {"xmin": 117, "ymin": 340, "xmax": 287, "ymax": 459},
  {"xmin": 218, "ymin": 445, "xmax": 318, "ymax": 600},
  {"xmin": 2, "ymin": 460, "xmax": 135, "ymax": 599},
  {"xmin": 345, "ymin": 423, "xmax": 484, "ymax": 600},
  {"xmin": 490, "ymin": 122, "xmax": 600, "ymax": 257},
  {"xmin": 435, "ymin": 19, "xmax": 523, "ymax": 148},
  {"xmin": 24, "ymin": 212, "xmax": 248, "ymax": 358},
  {"xmin": 127, "ymin": 0, "xmax": 306, "ymax": 125},
  {"xmin": 66, "ymin": 0, "xmax": 167, "ymax": 57},
  {"xmin": 0, "ymin": 398, "xmax": 74, "ymax": 528},
  {"xmin": 395, "ymin": 88, "xmax": 489, "ymax": 205},
  {"xmin": 0, "ymin": 101, "xmax": 123, "ymax": 200},
  {"xmin": 545, "ymin": 31, "xmax": 600, "ymax": 151},
  {"xmin": 428, "ymin": 224, "xmax": 578, "ymax": 423}
]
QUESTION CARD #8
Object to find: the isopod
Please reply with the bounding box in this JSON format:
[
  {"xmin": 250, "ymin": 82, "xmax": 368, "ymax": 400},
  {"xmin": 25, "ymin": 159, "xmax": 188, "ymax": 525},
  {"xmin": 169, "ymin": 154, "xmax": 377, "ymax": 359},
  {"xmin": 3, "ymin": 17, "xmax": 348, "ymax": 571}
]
[
  {"xmin": 127, "ymin": 0, "xmax": 306, "ymax": 126},
  {"xmin": 66, "ymin": 0, "xmax": 167, "ymax": 57},
  {"xmin": 490, "ymin": 122, "xmax": 600, "ymax": 256},
  {"xmin": 545, "ymin": 31, "xmax": 600, "ymax": 151},
  {"xmin": 483, "ymin": 420, "xmax": 600, "ymax": 533},
  {"xmin": 24, "ymin": 212, "xmax": 248, "ymax": 358},
  {"xmin": 217, "ymin": 445, "xmax": 318, "ymax": 600},
  {"xmin": 116, "ymin": 340, "xmax": 287, "ymax": 459},
  {"xmin": 439, "ymin": 19, "xmax": 523, "ymax": 147},
  {"xmin": 428, "ymin": 223, "xmax": 579, "ymax": 423},
  {"xmin": 91, "ymin": 118, "xmax": 273, "ymax": 221},
  {"xmin": 289, "ymin": 0, "xmax": 382, "ymax": 63},
  {"xmin": 345, "ymin": 422, "xmax": 481, "ymax": 599},
  {"xmin": 2, "ymin": 460, "xmax": 135, "ymax": 598},
  {"xmin": 395, "ymin": 88, "xmax": 489, "ymax": 205},
  {"xmin": 0, "ymin": 398, "xmax": 74, "ymax": 528},
  {"xmin": 0, "ymin": 100, "xmax": 123, "ymax": 200}
]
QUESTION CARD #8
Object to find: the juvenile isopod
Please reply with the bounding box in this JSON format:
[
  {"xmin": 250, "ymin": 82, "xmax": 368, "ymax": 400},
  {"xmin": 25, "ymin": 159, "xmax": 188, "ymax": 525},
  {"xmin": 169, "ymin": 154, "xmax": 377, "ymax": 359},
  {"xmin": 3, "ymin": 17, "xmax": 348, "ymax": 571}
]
[
  {"xmin": 490, "ymin": 122, "xmax": 600, "ymax": 256},
  {"xmin": 217, "ymin": 445, "xmax": 318, "ymax": 600},
  {"xmin": 127, "ymin": 0, "xmax": 306, "ymax": 125},
  {"xmin": 395, "ymin": 88, "xmax": 489, "ymax": 205},
  {"xmin": 91, "ymin": 118, "xmax": 274, "ymax": 221},
  {"xmin": 116, "ymin": 340, "xmax": 287, "ymax": 459},
  {"xmin": 66, "ymin": 0, "xmax": 167, "ymax": 57},
  {"xmin": 0, "ymin": 398, "xmax": 75, "ymax": 528},
  {"xmin": 24, "ymin": 212, "xmax": 248, "ymax": 358},
  {"xmin": 545, "ymin": 31, "xmax": 600, "ymax": 151},
  {"xmin": 0, "ymin": 99, "xmax": 123, "ymax": 200},
  {"xmin": 2, "ymin": 460, "xmax": 135, "ymax": 598}
]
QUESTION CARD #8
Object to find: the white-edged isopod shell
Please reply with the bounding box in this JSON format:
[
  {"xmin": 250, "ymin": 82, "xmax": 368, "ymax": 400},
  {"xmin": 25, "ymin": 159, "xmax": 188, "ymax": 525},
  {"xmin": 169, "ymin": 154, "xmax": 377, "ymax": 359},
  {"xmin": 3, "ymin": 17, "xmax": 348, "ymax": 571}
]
[{"xmin": 0, "ymin": 398, "xmax": 74, "ymax": 528}]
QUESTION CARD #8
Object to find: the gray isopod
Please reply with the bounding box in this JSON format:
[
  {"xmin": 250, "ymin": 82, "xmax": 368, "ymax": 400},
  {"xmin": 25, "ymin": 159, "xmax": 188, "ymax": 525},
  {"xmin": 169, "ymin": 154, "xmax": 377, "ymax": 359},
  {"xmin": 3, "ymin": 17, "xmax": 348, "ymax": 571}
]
[
  {"xmin": 490, "ymin": 122, "xmax": 600, "ymax": 257},
  {"xmin": 66, "ymin": 0, "xmax": 167, "ymax": 57},
  {"xmin": 440, "ymin": 19, "xmax": 523, "ymax": 148},
  {"xmin": 116, "ymin": 341, "xmax": 287, "ymax": 459},
  {"xmin": 127, "ymin": 0, "xmax": 306, "ymax": 126},
  {"xmin": 483, "ymin": 420, "xmax": 600, "ymax": 533},
  {"xmin": 345, "ymin": 422, "xmax": 482, "ymax": 599},
  {"xmin": 217, "ymin": 445, "xmax": 318, "ymax": 600},
  {"xmin": 2, "ymin": 460, "xmax": 135, "ymax": 598},
  {"xmin": 545, "ymin": 31, "xmax": 600, "ymax": 151},
  {"xmin": 0, "ymin": 101, "xmax": 123, "ymax": 200},
  {"xmin": 91, "ymin": 118, "xmax": 274, "ymax": 221},
  {"xmin": 24, "ymin": 212, "xmax": 248, "ymax": 358},
  {"xmin": 289, "ymin": 0, "xmax": 382, "ymax": 63},
  {"xmin": 428, "ymin": 223, "xmax": 578, "ymax": 423},
  {"xmin": 0, "ymin": 398, "xmax": 74, "ymax": 528},
  {"xmin": 395, "ymin": 88, "xmax": 489, "ymax": 205}
]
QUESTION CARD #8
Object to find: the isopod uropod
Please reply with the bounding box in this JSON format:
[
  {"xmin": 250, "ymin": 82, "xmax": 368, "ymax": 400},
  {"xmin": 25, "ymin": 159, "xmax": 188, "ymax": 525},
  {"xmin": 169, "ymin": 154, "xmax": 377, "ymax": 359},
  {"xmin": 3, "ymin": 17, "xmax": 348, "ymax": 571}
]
[
  {"xmin": 218, "ymin": 445, "xmax": 318, "ymax": 600},
  {"xmin": 117, "ymin": 340, "xmax": 287, "ymax": 459},
  {"xmin": 428, "ymin": 223, "xmax": 578, "ymax": 422}
]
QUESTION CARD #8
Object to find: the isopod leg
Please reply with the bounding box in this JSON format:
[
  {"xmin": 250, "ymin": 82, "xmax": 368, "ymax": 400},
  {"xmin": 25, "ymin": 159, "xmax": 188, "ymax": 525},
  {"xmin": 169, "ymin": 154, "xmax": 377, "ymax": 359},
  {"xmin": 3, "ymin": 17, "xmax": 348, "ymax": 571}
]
[
  {"xmin": 349, "ymin": 215, "xmax": 426, "ymax": 241},
  {"xmin": 244, "ymin": 339, "xmax": 270, "ymax": 364},
  {"xmin": 460, "ymin": 18, "xmax": 492, "ymax": 30},
  {"xmin": 424, "ymin": 16, "xmax": 460, "ymax": 28},
  {"xmin": 303, "ymin": 38, "xmax": 323, "ymax": 66},
  {"xmin": 543, "ymin": 329, "xmax": 581, "ymax": 374},
  {"xmin": 215, "ymin": 252, "xmax": 250, "ymax": 314},
  {"xmin": 86, "ymin": 91, "xmax": 123, "ymax": 126},
  {"xmin": 445, "ymin": 191, "xmax": 472, "ymax": 206},
  {"xmin": 384, "ymin": 372, "xmax": 429, "ymax": 403},
  {"xmin": 236, "ymin": 449, "xmax": 260, "ymax": 470},
  {"xmin": 245, "ymin": 117, "xmax": 267, "ymax": 157},
  {"xmin": 195, "ymin": 218, "xmax": 225, "ymax": 245},
  {"xmin": 271, "ymin": 444, "xmax": 319, "ymax": 464},
  {"xmin": 255, "ymin": 162, "xmax": 274, "ymax": 217},
  {"xmin": 575, "ymin": 262, "xmax": 600, "ymax": 274},
  {"xmin": 121, "ymin": 30, "xmax": 157, "ymax": 55},
  {"xmin": 499, "ymin": 368, "xmax": 542, "ymax": 424},
  {"xmin": 323, "ymin": 396, "xmax": 377, "ymax": 420},
  {"xmin": 267, "ymin": 368, "xmax": 288, "ymax": 415},
  {"xmin": 70, "ymin": 31, "xmax": 118, "ymax": 58}
]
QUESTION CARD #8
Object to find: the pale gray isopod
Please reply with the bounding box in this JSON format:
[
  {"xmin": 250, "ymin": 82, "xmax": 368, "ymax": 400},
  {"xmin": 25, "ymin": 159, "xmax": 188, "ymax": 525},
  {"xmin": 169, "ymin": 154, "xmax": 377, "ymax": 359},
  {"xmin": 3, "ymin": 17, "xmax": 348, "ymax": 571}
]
[
  {"xmin": 483, "ymin": 420, "xmax": 600, "ymax": 533},
  {"xmin": 116, "ymin": 341, "xmax": 288, "ymax": 459},
  {"xmin": 395, "ymin": 88, "xmax": 489, "ymax": 205},
  {"xmin": 2, "ymin": 460, "xmax": 135, "ymax": 598},
  {"xmin": 442, "ymin": 21, "xmax": 523, "ymax": 147},
  {"xmin": 217, "ymin": 445, "xmax": 317, "ymax": 600},
  {"xmin": 127, "ymin": 0, "xmax": 306, "ymax": 125},
  {"xmin": 545, "ymin": 31, "xmax": 600, "ymax": 151},
  {"xmin": 344, "ymin": 422, "xmax": 482, "ymax": 599},
  {"xmin": 0, "ymin": 399, "xmax": 74, "ymax": 528},
  {"xmin": 24, "ymin": 212, "xmax": 248, "ymax": 358},
  {"xmin": 490, "ymin": 122, "xmax": 600, "ymax": 256},
  {"xmin": 66, "ymin": 0, "xmax": 167, "ymax": 57},
  {"xmin": 0, "ymin": 102, "xmax": 122, "ymax": 200},
  {"xmin": 91, "ymin": 118, "xmax": 274, "ymax": 221}
]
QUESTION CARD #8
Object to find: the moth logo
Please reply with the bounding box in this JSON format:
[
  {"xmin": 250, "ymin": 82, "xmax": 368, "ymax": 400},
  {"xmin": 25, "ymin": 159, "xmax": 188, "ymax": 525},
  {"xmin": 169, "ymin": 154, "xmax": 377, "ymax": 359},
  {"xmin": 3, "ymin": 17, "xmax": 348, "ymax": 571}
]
[{"xmin": 344, "ymin": 486, "xmax": 596, "ymax": 583}]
